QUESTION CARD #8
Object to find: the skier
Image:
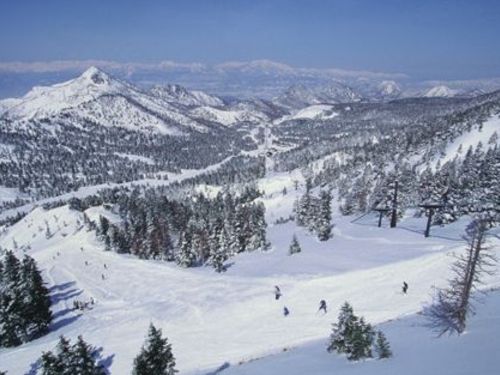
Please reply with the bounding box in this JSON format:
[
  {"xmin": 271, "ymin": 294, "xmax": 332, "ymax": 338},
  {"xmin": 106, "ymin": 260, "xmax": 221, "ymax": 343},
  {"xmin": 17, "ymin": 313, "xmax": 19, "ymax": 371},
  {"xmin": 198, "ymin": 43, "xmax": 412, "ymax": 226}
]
[
  {"xmin": 319, "ymin": 299, "xmax": 327, "ymax": 314},
  {"xmin": 274, "ymin": 285, "xmax": 282, "ymax": 300},
  {"xmin": 103, "ymin": 263, "xmax": 108, "ymax": 269},
  {"xmin": 283, "ymin": 306, "xmax": 290, "ymax": 316},
  {"xmin": 402, "ymin": 281, "xmax": 408, "ymax": 294},
  {"xmin": 101, "ymin": 274, "xmax": 106, "ymax": 281}
]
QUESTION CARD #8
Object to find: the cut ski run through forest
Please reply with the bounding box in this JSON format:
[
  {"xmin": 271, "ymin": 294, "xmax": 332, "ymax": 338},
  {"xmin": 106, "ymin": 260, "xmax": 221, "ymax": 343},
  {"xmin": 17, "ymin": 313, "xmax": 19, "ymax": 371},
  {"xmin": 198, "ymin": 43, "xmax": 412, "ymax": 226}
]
[{"xmin": 0, "ymin": 180, "xmax": 499, "ymax": 374}]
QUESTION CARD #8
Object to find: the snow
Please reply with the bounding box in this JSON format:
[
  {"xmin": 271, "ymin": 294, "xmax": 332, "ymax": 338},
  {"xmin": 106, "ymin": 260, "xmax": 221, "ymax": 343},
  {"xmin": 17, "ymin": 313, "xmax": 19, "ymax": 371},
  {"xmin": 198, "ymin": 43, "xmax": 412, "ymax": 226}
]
[
  {"xmin": 0, "ymin": 67, "xmax": 213, "ymax": 135},
  {"xmin": 113, "ymin": 152, "xmax": 155, "ymax": 165},
  {"xmin": 190, "ymin": 106, "xmax": 268, "ymax": 126},
  {"xmin": 275, "ymin": 104, "xmax": 339, "ymax": 124},
  {"xmin": 424, "ymin": 85, "xmax": 456, "ymax": 98},
  {"xmin": 150, "ymin": 84, "xmax": 224, "ymax": 107},
  {"xmin": 221, "ymin": 289, "xmax": 500, "ymax": 375},
  {"xmin": 0, "ymin": 194, "xmax": 499, "ymax": 374},
  {"xmin": 432, "ymin": 114, "xmax": 500, "ymax": 168},
  {"xmin": 0, "ymin": 186, "xmax": 27, "ymax": 203},
  {"xmin": 378, "ymin": 80, "xmax": 401, "ymax": 96}
]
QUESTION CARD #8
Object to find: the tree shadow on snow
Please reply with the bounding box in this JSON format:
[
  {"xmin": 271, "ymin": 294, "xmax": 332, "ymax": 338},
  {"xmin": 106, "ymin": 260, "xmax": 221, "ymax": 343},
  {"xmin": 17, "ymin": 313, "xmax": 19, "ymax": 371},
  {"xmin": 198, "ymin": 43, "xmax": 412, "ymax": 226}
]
[
  {"xmin": 204, "ymin": 362, "xmax": 231, "ymax": 374},
  {"xmin": 49, "ymin": 281, "xmax": 76, "ymax": 292},
  {"xmin": 51, "ymin": 307, "xmax": 74, "ymax": 320},
  {"xmin": 50, "ymin": 288, "xmax": 83, "ymax": 304},
  {"xmin": 95, "ymin": 347, "xmax": 115, "ymax": 374},
  {"xmin": 50, "ymin": 314, "xmax": 82, "ymax": 333}
]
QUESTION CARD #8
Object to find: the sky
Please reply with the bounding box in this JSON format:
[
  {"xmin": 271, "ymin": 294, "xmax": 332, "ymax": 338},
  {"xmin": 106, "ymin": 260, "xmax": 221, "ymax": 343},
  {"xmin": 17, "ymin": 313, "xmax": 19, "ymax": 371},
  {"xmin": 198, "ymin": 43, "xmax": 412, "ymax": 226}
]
[{"xmin": 1, "ymin": 0, "xmax": 500, "ymax": 80}]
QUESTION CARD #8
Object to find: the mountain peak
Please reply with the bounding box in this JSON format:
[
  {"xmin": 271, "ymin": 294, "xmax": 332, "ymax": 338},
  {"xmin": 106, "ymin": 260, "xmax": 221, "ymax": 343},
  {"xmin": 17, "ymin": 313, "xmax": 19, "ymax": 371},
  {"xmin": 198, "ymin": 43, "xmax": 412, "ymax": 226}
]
[{"xmin": 80, "ymin": 66, "xmax": 110, "ymax": 85}]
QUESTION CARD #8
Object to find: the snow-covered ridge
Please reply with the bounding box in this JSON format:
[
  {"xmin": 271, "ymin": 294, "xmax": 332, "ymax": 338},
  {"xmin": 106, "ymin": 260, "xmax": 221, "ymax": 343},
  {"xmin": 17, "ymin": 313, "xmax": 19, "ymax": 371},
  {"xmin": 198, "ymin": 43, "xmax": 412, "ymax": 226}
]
[
  {"xmin": 0, "ymin": 67, "xmax": 238, "ymax": 134},
  {"xmin": 423, "ymin": 85, "xmax": 457, "ymax": 98},
  {"xmin": 275, "ymin": 104, "xmax": 339, "ymax": 124},
  {"xmin": 149, "ymin": 84, "xmax": 224, "ymax": 107}
]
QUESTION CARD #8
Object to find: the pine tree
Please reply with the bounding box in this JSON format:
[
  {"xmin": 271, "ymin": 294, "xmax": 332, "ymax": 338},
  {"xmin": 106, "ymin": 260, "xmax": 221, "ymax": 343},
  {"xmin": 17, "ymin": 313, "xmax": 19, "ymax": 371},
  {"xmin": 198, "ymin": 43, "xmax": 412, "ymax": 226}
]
[
  {"xmin": 209, "ymin": 228, "xmax": 229, "ymax": 273},
  {"xmin": 327, "ymin": 302, "xmax": 381, "ymax": 361},
  {"xmin": 39, "ymin": 335, "xmax": 105, "ymax": 375},
  {"xmin": 0, "ymin": 251, "xmax": 23, "ymax": 347},
  {"xmin": 68, "ymin": 336, "xmax": 106, "ymax": 375},
  {"xmin": 133, "ymin": 324, "xmax": 177, "ymax": 375},
  {"xmin": 374, "ymin": 331, "xmax": 392, "ymax": 359},
  {"xmin": 327, "ymin": 302, "xmax": 356, "ymax": 354},
  {"xmin": 317, "ymin": 190, "xmax": 332, "ymax": 241},
  {"xmin": 19, "ymin": 255, "xmax": 52, "ymax": 341},
  {"xmin": 288, "ymin": 235, "xmax": 302, "ymax": 255}
]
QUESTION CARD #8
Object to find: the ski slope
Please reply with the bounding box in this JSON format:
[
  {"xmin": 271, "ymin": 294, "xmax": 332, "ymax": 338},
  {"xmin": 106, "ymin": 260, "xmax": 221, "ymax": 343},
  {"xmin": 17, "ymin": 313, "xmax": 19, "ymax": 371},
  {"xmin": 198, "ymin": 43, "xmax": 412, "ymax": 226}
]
[
  {"xmin": 221, "ymin": 290, "xmax": 500, "ymax": 375},
  {"xmin": 1, "ymin": 193, "xmax": 499, "ymax": 374}
]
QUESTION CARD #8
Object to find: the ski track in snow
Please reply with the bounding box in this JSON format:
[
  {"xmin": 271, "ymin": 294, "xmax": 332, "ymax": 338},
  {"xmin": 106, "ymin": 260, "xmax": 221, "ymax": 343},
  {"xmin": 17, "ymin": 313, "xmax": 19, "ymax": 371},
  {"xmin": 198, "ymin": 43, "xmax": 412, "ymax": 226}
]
[{"xmin": 0, "ymin": 198, "xmax": 499, "ymax": 374}]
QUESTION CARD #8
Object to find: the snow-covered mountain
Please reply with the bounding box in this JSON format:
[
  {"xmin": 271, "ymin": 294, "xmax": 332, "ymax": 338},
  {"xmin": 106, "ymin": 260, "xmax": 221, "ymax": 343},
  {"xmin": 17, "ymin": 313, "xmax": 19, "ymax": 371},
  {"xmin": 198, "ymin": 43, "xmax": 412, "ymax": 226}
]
[
  {"xmin": 275, "ymin": 104, "xmax": 338, "ymax": 124},
  {"xmin": 0, "ymin": 67, "xmax": 226, "ymax": 134},
  {"xmin": 423, "ymin": 85, "xmax": 457, "ymax": 98},
  {"xmin": 149, "ymin": 84, "xmax": 224, "ymax": 107},
  {"xmin": 273, "ymin": 83, "xmax": 362, "ymax": 109}
]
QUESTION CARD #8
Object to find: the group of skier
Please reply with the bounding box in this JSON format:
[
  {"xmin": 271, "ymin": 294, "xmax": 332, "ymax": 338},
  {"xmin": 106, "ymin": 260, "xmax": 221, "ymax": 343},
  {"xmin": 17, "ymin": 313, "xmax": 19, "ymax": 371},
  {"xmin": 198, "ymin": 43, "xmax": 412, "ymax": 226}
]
[
  {"xmin": 275, "ymin": 281, "xmax": 409, "ymax": 317},
  {"xmin": 275, "ymin": 285, "xmax": 328, "ymax": 317}
]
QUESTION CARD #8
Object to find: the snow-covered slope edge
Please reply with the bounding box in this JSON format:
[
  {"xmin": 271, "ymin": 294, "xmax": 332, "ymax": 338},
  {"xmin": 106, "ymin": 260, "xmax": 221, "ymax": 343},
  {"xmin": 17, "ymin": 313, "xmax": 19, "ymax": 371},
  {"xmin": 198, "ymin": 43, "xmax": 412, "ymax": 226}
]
[{"xmin": 219, "ymin": 289, "xmax": 500, "ymax": 375}]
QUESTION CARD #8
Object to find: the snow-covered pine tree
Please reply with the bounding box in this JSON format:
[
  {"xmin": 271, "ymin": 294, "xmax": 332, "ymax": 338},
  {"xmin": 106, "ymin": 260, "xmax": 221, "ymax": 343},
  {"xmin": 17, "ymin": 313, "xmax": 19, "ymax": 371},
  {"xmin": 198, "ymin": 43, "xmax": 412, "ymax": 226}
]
[
  {"xmin": 209, "ymin": 228, "xmax": 229, "ymax": 272},
  {"xmin": 327, "ymin": 302, "xmax": 381, "ymax": 361},
  {"xmin": 289, "ymin": 235, "xmax": 302, "ymax": 255},
  {"xmin": 374, "ymin": 331, "xmax": 392, "ymax": 359},
  {"xmin": 133, "ymin": 324, "xmax": 177, "ymax": 375},
  {"xmin": 327, "ymin": 302, "xmax": 356, "ymax": 354},
  {"xmin": 346, "ymin": 317, "xmax": 374, "ymax": 361},
  {"xmin": 175, "ymin": 228, "xmax": 196, "ymax": 268},
  {"xmin": 40, "ymin": 335, "xmax": 72, "ymax": 375},
  {"xmin": 68, "ymin": 336, "xmax": 106, "ymax": 374},
  {"xmin": 0, "ymin": 251, "xmax": 23, "ymax": 347},
  {"xmin": 317, "ymin": 190, "xmax": 332, "ymax": 241},
  {"xmin": 39, "ymin": 335, "xmax": 105, "ymax": 375}
]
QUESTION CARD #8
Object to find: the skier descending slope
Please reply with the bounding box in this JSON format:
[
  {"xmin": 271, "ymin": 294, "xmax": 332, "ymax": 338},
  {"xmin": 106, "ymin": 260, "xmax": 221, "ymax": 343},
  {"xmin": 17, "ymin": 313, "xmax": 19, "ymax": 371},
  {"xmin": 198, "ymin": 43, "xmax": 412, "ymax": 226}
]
[
  {"xmin": 402, "ymin": 281, "xmax": 409, "ymax": 294},
  {"xmin": 283, "ymin": 306, "xmax": 290, "ymax": 317},
  {"xmin": 318, "ymin": 300, "xmax": 327, "ymax": 314},
  {"xmin": 274, "ymin": 285, "xmax": 282, "ymax": 300}
]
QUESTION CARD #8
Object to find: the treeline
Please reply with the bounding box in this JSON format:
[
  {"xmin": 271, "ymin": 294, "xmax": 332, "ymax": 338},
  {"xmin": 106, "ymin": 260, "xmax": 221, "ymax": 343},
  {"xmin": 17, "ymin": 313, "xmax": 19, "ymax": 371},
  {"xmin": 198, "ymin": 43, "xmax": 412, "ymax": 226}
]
[
  {"xmin": 90, "ymin": 186, "xmax": 268, "ymax": 272},
  {"xmin": 0, "ymin": 251, "xmax": 52, "ymax": 348}
]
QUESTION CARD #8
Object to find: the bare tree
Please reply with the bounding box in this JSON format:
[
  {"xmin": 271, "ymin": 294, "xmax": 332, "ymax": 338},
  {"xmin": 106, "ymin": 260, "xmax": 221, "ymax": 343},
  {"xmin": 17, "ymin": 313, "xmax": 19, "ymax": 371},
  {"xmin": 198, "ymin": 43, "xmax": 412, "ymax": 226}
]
[{"xmin": 425, "ymin": 218, "xmax": 496, "ymax": 336}]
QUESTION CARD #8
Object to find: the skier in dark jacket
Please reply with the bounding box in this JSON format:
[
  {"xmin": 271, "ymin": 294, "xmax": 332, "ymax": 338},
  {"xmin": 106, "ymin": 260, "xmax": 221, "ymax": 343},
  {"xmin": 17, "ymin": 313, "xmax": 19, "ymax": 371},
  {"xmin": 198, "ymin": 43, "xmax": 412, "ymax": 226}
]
[
  {"xmin": 319, "ymin": 299, "xmax": 327, "ymax": 313},
  {"xmin": 274, "ymin": 285, "xmax": 282, "ymax": 300},
  {"xmin": 283, "ymin": 306, "xmax": 290, "ymax": 316},
  {"xmin": 402, "ymin": 281, "xmax": 408, "ymax": 294}
]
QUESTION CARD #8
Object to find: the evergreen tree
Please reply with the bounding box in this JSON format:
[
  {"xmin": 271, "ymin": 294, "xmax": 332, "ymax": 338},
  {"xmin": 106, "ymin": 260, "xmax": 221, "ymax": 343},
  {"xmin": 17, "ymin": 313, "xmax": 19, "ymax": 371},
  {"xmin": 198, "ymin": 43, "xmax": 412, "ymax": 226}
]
[
  {"xmin": 69, "ymin": 336, "xmax": 106, "ymax": 375},
  {"xmin": 288, "ymin": 235, "xmax": 302, "ymax": 255},
  {"xmin": 209, "ymin": 228, "xmax": 229, "ymax": 273},
  {"xmin": 39, "ymin": 335, "xmax": 105, "ymax": 375},
  {"xmin": 374, "ymin": 331, "xmax": 392, "ymax": 359},
  {"xmin": 0, "ymin": 252, "xmax": 52, "ymax": 347},
  {"xmin": 327, "ymin": 302, "xmax": 357, "ymax": 355},
  {"xmin": 327, "ymin": 302, "xmax": 383, "ymax": 361},
  {"xmin": 0, "ymin": 251, "xmax": 23, "ymax": 347},
  {"xmin": 317, "ymin": 190, "xmax": 332, "ymax": 241},
  {"xmin": 133, "ymin": 324, "xmax": 177, "ymax": 375},
  {"xmin": 19, "ymin": 255, "xmax": 52, "ymax": 341}
]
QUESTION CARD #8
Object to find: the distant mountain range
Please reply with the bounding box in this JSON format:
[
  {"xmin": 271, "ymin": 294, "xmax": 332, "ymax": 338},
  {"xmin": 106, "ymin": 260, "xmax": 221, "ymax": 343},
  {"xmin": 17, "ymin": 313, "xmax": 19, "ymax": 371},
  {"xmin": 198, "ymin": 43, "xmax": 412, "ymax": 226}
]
[{"xmin": 1, "ymin": 59, "xmax": 500, "ymax": 100}]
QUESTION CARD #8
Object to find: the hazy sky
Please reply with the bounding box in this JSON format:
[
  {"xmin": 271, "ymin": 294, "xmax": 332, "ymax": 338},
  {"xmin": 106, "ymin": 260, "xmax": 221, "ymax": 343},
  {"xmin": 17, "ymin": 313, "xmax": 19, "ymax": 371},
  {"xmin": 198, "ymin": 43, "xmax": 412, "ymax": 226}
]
[{"xmin": 1, "ymin": 0, "xmax": 499, "ymax": 80}]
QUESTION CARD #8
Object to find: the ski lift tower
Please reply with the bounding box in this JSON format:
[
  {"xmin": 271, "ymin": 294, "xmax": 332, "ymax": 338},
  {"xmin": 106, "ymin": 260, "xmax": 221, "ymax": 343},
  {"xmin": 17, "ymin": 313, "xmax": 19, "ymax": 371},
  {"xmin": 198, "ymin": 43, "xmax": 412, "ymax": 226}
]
[
  {"xmin": 373, "ymin": 206, "xmax": 391, "ymax": 227},
  {"xmin": 390, "ymin": 180, "xmax": 399, "ymax": 228},
  {"xmin": 418, "ymin": 203, "xmax": 445, "ymax": 237}
]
